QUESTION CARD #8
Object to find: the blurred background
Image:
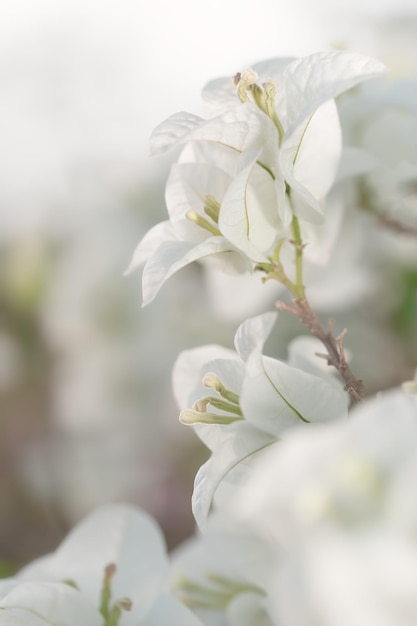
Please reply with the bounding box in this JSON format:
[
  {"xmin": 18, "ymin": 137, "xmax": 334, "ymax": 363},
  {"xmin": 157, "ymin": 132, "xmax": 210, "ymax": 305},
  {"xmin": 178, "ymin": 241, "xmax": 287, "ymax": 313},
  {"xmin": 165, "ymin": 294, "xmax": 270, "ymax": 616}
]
[{"xmin": 1, "ymin": 0, "xmax": 416, "ymax": 572}]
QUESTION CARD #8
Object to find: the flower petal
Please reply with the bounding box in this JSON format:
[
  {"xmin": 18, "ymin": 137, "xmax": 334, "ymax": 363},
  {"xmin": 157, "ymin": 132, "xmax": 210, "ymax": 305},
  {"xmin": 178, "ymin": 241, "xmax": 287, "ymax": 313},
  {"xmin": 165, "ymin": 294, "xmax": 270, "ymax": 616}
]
[
  {"xmin": 219, "ymin": 150, "xmax": 279, "ymax": 260},
  {"xmin": 124, "ymin": 220, "xmax": 177, "ymax": 275},
  {"xmin": 20, "ymin": 504, "xmax": 168, "ymax": 620},
  {"xmin": 0, "ymin": 582, "xmax": 102, "ymax": 626},
  {"xmin": 192, "ymin": 423, "xmax": 275, "ymax": 530},
  {"xmin": 234, "ymin": 312, "xmax": 277, "ymax": 362},
  {"xmin": 283, "ymin": 51, "xmax": 387, "ymax": 134},
  {"xmin": 141, "ymin": 237, "xmax": 243, "ymax": 306},
  {"xmin": 241, "ymin": 354, "xmax": 348, "ymax": 436},
  {"xmin": 150, "ymin": 112, "xmax": 204, "ymax": 156},
  {"xmin": 143, "ymin": 591, "xmax": 204, "ymax": 626}
]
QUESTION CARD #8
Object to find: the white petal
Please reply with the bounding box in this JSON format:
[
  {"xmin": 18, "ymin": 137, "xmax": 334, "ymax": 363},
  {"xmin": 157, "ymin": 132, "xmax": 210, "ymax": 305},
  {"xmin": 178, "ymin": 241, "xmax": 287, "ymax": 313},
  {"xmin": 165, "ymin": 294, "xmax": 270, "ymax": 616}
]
[
  {"xmin": 202, "ymin": 76, "xmax": 237, "ymax": 109},
  {"xmin": 0, "ymin": 582, "xmax": 101, "ymax": 626},
  {"xmin": 284, "ymin": 51, "xmax": 386, "ymax": 134},
  {"xmin": 20, "ymin": 504, "xmax": 168, "ymax": 619},
  {"xmin": 219, "ymin": 150, "xmax": 277, "ymax": 260},
  {"xmin": 143, "ymin": 591, "xmax": 204, "ymax": 626},
  {"xmin": 141, "ymin": 237, "xmax": 242, "ymax": 306},
  {"xmin": 252, "ymin": 57, "xmax": 295, "ymax": 83},
  {"xmin": 124, "ymin": 220, "xmax": 177, "ymax": 275},
  {"xmin": 280, "ymin": 101, "xmax": 342, "ymax": 221},
  {"xmin": 192, "ymin": 424, "xmax": 275, "ymax": 530},
  {"xmin": 234, "ymin": 312, "xmax": 277, "ymax": 362},
  {"xmin": 227, "ymin": 591, "xmax": 271, "ymax": 626},
  {"xmin": 241, "ymin": 355, "xmax": 348, "ymax": 436},
  {"xmin": 166, "ymin": 161, "xmax": 231, "ymax": 222},
  {"xmin": 176, "ymin": 104, "xmax": 278, "ymax": 164},
  {"xmin": 150, "ymin": 112, "xmax": 204, "ymax": 156},
  {"xmin": 291, "ymin": 100, "xmax": 342, "ymax": 199}
]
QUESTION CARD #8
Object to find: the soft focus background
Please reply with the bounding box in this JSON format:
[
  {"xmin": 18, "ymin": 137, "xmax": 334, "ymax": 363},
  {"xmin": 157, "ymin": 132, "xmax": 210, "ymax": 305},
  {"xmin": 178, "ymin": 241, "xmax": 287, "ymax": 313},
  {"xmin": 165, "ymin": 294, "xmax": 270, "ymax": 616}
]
[{"xmin": 1, "ymin": 0, "xmax": 416, "ymax": 572}]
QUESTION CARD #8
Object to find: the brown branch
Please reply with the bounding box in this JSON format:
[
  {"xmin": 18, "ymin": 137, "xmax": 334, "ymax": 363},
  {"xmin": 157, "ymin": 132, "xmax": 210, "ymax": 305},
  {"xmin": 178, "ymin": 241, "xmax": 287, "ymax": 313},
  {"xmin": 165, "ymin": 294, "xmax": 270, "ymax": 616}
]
[{"xmin": 276, "ymin": 298, "xmax": 364, "ymax": 403}]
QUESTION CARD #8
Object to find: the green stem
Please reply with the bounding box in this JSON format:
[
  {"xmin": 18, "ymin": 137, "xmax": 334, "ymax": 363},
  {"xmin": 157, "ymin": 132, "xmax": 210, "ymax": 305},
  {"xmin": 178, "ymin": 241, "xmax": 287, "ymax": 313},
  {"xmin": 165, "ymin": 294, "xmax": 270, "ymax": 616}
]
[{"xmin": 291, "ymin": 216, "xmax": 305, "ymax": 301}]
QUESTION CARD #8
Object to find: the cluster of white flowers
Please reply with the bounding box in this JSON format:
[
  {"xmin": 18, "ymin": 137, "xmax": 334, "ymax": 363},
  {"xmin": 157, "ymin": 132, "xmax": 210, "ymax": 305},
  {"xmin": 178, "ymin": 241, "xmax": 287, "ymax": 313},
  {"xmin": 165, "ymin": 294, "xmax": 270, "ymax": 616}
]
[{"xmin": 2, "ymin": 48, "xmax": 417, "ymax": 625}]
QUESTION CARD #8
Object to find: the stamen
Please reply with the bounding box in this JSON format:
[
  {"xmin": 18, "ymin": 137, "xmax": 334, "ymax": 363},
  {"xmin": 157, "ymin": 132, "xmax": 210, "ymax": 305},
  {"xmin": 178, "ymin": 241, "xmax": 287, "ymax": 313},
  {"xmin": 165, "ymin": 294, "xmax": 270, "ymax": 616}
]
[
  {"xmin": 263, "ymin": 80, "xmax": 284, "ymax": 142},
  {"xmin": 186, "ymin": 211, "xmax": 221, "ymax": 236},
  {"xmin": 180, "ymin": 409, "xmax": 243, "ymax": 425},
  {"xmin": 203, "ymin": 195, "xmax": 221, "ymax": 224},
  {"xmin": 202, "ymin": 372, "xmax": 240, "ymax": 405},
  {"xmin": 193, "ymin": 395, "xmax": 242, "ymax": 416},
  {"xmin": 235, "ymin": 67, "xmax": 258, "ymax": 102},
  {"xmin": 100, "ymin": 563, "xmax": 117, "ymax": 621}
]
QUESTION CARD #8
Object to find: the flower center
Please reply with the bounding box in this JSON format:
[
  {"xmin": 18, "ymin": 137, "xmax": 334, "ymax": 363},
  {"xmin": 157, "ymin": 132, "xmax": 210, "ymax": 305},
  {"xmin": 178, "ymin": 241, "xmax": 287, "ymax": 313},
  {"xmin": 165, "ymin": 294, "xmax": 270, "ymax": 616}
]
[
  {"xmin": 180, "ymin": 372, "xmax": 243, "ymax": 425},
  {"xmin": 234, "ymin": 68, "xmax": 284, "ymax": 143}
]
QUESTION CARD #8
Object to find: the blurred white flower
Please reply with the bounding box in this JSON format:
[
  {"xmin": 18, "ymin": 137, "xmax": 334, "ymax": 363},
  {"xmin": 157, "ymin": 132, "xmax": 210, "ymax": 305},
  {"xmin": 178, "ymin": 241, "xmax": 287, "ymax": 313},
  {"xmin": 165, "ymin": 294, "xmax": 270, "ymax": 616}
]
[
  {"xmin": 338, "ymin": 75, "xmax": 417, "ymax": 264},
  {"xmin": 171, "ymin": 517, "xmax": 275, "ymax": 626},
  {"xmin": 0, "ymin": 504, "xmax": 203, "ymax": 625},
  {"xmin": 226, "ymin": 388, "xmax": 417, "ymax": 625}
]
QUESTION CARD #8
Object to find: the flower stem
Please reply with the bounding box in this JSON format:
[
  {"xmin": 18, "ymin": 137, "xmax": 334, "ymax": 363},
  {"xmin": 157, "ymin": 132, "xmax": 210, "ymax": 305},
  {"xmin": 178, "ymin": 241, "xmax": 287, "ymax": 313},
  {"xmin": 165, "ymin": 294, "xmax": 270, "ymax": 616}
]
[
  {"xmin": 276, "ymin": 299, "xmax": 364, "ymax": 403},
  {"xmin": 258, "ymin": 219, "xmax": 363, "ymax": 402},
  {"xmin": 291, "ymin": 216, "xmax": 306, "ymax": 300}
]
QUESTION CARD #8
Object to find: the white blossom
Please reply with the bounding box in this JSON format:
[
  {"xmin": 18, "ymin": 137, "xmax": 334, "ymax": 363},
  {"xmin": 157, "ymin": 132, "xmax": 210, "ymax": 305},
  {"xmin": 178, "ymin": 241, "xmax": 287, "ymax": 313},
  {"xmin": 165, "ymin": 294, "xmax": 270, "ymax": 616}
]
[
  {"xmin": 127, "ymin": 52, "xmax": 385, "ymax": 305},
  {"xmin": 0, "ymin": 504, "xmax": 203, "ymax": 626},
  {"xmin": 172, "ymin": 312, "xmax": 348, "ymax": 528}
]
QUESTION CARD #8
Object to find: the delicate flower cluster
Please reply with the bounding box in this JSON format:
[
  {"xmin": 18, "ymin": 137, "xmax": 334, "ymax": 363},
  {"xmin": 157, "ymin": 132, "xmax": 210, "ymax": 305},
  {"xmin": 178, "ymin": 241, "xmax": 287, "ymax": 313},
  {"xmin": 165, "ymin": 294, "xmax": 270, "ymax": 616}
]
[
  {"xmin": 225, "ymin": 389, "xmax": 417, "ymax": 625},
  {"xmin": 4, "ymin": 47, "xmax": 417, "ymax": 626},
  {"xmin": 172, "ymin": 312, "xmax": 348, "ymax": 528},
  {"xmin": 126, "ymin": 51, "xmax": 385, "ymax": 305}
]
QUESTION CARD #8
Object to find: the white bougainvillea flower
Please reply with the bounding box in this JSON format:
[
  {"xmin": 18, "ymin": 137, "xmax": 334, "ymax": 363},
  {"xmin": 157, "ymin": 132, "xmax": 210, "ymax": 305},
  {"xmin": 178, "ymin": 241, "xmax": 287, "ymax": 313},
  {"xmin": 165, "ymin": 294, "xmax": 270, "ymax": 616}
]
[
  {"xmin": 336, "ymin": 76, "xmax": 417, "ymax": 272},
  {"xmin": 172, "ymin": 312, "xmax": 348, "ymax": 529},
  {"xmin": 228, "ymin": 388, "xmax": 417, "ymax": 542},
  {"xmin": 0, "ymin": 504, "xmax": 203, "ymax": 626},
  {"xmin": 170, "ymin": 516, "xmax": 275, "ymax": 626},
  {"xmin": 225, "ymin": 389, "xmax": 417, "ymax": 625},
  {"xmin": 127, "ymin": 51, "xmax": 385, "ymax": 305}
]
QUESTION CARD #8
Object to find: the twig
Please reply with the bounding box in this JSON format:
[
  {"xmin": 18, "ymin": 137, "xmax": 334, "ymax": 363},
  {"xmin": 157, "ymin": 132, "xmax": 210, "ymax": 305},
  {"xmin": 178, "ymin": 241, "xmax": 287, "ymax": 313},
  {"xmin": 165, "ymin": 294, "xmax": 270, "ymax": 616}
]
[{"xmin": 276, "ymin": 299, "xmax": 364, "ymax": 403}]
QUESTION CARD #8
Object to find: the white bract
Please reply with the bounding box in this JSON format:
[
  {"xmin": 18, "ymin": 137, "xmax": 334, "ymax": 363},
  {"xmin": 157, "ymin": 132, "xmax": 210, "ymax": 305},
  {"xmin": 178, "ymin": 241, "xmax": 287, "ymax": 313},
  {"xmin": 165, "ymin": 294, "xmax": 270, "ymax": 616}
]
[
  {"xmin": 338, "ymin": 76, "xmax": 417, "ymax": 260},
  {"xmin": 226, "ymin": 389, "xmax": 417, "ymax": 625},
  {"xmin": 172, "ymin": 312, "xmax": 348, "ymax": 529},
  {"xmin": 0, "ymin": 504, "xmax": 202, "ymax": 626},
  {"xmin": 171, "ymin": 516, "xmax": 275, "ymax": 626},
  {"xmin": 127, "ymin": 51, "xmax": 385, "ymax": 305}
]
